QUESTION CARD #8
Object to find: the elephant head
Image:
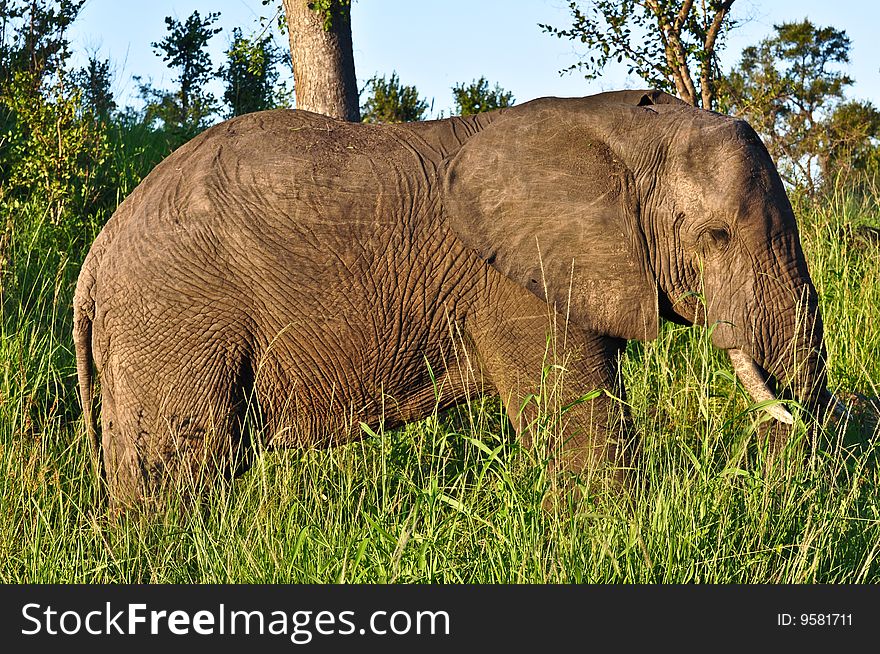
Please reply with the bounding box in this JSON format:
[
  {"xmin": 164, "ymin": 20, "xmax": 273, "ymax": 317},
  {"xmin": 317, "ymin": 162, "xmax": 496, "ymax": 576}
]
[{"xmin": 443, "ymin": 90, "xmax": 836, "ymax": 431}]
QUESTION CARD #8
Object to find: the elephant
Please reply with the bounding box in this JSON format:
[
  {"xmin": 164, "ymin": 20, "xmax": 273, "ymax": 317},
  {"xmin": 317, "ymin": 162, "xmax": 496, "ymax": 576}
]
[{"xmin": 73, "ymin": 89, "xmax": 840, "ymax": 505}]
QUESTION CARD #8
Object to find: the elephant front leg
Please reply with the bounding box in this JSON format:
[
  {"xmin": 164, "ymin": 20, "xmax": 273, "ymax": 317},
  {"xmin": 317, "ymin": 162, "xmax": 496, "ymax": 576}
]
[{"xmin": 468, "ymin": 311, "xmax": 635, "ymax": 489}]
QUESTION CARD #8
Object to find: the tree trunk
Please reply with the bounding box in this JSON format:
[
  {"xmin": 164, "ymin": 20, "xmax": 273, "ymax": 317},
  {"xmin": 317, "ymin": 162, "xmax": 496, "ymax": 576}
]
[{"xmin": 282, "ymin": 0, "xmax": 360, "ymax": 121}]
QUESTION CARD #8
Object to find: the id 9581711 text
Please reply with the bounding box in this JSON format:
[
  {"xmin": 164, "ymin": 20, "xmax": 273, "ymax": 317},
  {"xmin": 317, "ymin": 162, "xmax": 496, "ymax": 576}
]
[{"xmin": 777, "ymin": 613, "xmax": 852, "ymax": 627}]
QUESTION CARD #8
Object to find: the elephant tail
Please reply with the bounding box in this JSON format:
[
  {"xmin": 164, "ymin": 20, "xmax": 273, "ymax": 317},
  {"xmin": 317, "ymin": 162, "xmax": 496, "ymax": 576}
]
[{"xmin": 73, "ymin": 252, "xmax": 99, "ymax": 473}]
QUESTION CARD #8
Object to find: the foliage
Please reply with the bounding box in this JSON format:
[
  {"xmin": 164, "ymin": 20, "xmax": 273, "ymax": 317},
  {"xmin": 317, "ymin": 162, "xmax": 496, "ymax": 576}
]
[
  {"xmin": 721, "ymin": 20, "xmax": 880, "ymax": 195},
  {"xmin": 220, "ymin": 27, "xmax": 282, "ymax": 117},
  {"xmin": 307, "ymin": 0, "xmax": 352, "ymax": 32},
  {"xmin": 360, "ymin": 72, "xmax": 428, "ymax": 123},
  {"xmin": 269, "ymin": 1, "xmax": 352, "ymax": 33},
  {"xmin": 70, "ymin": 55, "xmax": 116, "ymax": 119},
  {"xmin": 452, "ymin": 77, "xmax": 514, "ymax": 116},
  {"xmin": 540, "ymin": 0, "xmax": 736, "ymax": 109},
  {"xmin": 0, "ymin": 70, "xmax": 108, "ymax": 224},
  {"xmin": 0, "ymin": 0, "xmax": 84, "ymax": 85},
  {"xmin": 0, "ymin": 2, "xmax": 178, "ymax": 308},
  {"xmin": 138, "ymin": 11, "xmax": 222, "ymax": 137},
  {"xmin": 824, "ymin": 100, "xmax": 880, "ymax": 181},
  {"xmin": 0, "ymin": 0, "xmax": 112, "ymax": 236},
  {"xmin": 0, "ymin": 0, "xmax": 88, "ymax": 180}
]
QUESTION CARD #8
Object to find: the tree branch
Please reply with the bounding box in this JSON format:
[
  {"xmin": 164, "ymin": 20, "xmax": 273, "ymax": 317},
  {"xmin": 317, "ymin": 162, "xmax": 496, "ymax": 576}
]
[
  {"xmin": 700, "ymin": 0, "xmax": 735, "ymax": 109},
  {"xmin": 673, "ymin": 0, "xmax": 695, "ymax": 32},
  {"xmin": 645, "ymin": 0, "xmax": 698, "ymax": 105}
]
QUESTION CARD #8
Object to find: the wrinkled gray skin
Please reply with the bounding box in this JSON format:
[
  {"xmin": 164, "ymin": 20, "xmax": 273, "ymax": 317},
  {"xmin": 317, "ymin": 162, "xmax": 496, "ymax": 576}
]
[{"xmin": 74, "ymin": 90, "xmax": 831, "ymax": 505}]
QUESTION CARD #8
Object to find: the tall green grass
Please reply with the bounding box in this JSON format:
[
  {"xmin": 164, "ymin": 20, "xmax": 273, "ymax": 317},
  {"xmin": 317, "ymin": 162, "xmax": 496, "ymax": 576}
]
[{"xmin": 1, "ymin": 136, "xmax": 878, "ymax": 582}]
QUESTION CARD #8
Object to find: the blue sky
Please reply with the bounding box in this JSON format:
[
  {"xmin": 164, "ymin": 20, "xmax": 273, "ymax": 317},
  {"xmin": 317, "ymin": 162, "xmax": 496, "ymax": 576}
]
[{"xmin": 68, "ymin": 0, "xmax": 880, "ymax": 118}]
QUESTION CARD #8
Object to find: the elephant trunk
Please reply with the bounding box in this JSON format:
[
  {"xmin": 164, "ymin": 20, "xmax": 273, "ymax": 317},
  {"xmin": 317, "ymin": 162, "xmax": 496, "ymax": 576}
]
[{"xmin": 729, "ymin": 283, "xmax": 846, "ymax": 424}]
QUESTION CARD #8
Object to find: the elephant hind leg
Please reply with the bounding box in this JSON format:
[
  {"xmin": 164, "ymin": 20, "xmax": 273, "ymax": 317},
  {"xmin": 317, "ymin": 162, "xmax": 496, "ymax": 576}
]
[{"xmin": 100, "ymin": 353, "xmax": 255, "ymax": 509}]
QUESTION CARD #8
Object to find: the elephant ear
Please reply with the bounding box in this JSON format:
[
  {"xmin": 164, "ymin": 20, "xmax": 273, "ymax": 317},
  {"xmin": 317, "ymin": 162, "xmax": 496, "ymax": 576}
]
[{"xmin": 442, "ymin": 98, "xmax": 659, "ymax": 341}]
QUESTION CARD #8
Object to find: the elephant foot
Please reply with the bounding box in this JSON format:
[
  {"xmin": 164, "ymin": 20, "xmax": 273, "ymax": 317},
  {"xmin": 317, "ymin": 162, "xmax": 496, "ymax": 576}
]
[{"xmin": 540, "ymin": 436, "xmax": 640, "ymax": 513}]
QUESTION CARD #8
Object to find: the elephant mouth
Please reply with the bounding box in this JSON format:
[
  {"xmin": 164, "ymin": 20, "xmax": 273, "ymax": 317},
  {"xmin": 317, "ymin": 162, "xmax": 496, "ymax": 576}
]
[{"xmin": 728, "ymin": 349, "xmax": 794, "ymax": 424}]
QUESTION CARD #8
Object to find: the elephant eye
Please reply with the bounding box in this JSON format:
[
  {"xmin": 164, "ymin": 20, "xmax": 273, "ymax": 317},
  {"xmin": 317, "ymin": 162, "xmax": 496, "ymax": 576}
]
[{"xmin": 699, "ymin": 226, "xmax": 731, "ymax": 252}]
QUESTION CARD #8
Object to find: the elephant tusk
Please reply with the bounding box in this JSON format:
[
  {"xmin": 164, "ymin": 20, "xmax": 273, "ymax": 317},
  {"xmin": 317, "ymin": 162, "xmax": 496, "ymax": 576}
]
[{"xmin": 728, "ymin": 349, "xmax": 795, "ymax": 424}]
